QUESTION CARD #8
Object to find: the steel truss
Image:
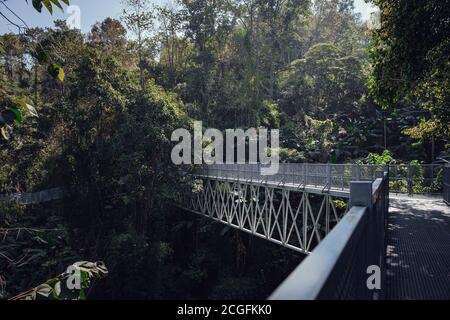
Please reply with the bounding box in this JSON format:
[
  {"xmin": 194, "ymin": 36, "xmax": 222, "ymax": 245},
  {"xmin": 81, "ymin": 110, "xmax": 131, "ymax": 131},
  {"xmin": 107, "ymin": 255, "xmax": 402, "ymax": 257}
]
[{"xmin": 183, "ymin": 177, "xmax": 349, "ymax": 254}]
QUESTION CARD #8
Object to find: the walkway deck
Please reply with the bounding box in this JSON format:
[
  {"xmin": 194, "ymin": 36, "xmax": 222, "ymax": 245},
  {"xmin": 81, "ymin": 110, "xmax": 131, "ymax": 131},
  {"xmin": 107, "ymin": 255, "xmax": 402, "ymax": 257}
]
[
  {"xmin": 194, "ymin": 174, "xmax": 352, "ymax": 198},
  {"xmin": 386, "ymin": 197, "xmax": 450, "ymax": 300}
]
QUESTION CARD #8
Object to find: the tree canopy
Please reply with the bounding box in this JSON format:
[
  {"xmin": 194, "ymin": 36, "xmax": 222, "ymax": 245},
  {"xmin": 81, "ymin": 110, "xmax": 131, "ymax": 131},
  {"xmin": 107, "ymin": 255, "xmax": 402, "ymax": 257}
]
[
  {"xmin": 369, "ymin": 0, "xmax": 450, "ymax": 140},
  {"xmin": 0, "ymin": 0, "xmax": 448, "ymax": 300}
]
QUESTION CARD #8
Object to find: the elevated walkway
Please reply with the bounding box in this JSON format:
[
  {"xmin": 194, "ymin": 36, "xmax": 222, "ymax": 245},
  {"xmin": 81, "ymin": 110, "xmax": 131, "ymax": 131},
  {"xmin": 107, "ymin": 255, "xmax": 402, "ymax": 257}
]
[{"xmin": 386, "ymin": 197, "xmax": 450, "ymax": 299}]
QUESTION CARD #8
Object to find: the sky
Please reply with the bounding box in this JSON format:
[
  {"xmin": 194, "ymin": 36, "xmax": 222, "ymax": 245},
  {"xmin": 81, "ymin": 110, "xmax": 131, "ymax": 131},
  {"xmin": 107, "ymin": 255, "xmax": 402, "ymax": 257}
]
[{"xmin": 0, "ymin": 0, "xmax": 378, "ymax": 35}]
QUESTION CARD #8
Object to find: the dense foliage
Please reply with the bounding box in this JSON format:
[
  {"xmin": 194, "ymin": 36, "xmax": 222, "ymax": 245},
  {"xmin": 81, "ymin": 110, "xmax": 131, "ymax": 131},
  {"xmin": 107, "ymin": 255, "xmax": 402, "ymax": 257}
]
[
  {"xmin": 0, "ymin": 0, "xmax": 448, "ymax": 299},
  {"xmin": 369, "ymin": 0, "xmax": 450, "ymax": 141}
]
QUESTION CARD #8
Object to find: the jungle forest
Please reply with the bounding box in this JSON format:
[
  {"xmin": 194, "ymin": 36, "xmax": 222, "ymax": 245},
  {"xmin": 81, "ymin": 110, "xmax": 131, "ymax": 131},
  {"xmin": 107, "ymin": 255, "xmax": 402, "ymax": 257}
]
[{"xmin": 0, "ymin": 0, "xmax": 449, "ymax": 300}]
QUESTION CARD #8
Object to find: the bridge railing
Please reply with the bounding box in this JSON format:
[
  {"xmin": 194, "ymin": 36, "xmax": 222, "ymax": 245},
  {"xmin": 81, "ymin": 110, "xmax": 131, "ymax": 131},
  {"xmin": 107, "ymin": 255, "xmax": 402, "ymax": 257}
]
[
  {"xmin": 269, "ymin": 170, "xmax": 389, "ymax": 300},
  {"xmin": 196, "ymin": 163, "xmax": 443, "ymax": 196},
  {"xmin": 197, "ymin": 164, "xmax": 385, "ymax": 191},
  {"xmin": 0, "ymin": 188, "xmax": 65, "ymax": 205},
  {"xmin": 444, "ymin": 165, "xmax": 450, "ymax": 205},
  {"xmin": 388, "ymin": 164, "xmax": 444, "ymax": 195}
]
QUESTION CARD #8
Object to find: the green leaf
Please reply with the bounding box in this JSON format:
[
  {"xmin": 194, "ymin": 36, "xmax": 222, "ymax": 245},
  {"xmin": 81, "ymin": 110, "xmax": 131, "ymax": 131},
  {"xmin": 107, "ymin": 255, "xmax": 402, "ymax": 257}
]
[
  {"xmin": 42, "ymin": 0, "xmax": 53, "ymax": 14},
  {"xmin": 35, "ymin": 284, "xmax": 53, "ymax": 299},
  {"xmin": 14, "ymin": 99, "xmax": 39, "ymax": 118},
  {"xmin": 53, "ymin": 281, "xmax": 62, "ymax": 298},
  {"xmin": 49, "ymin": 0, "xmax": 63, "ymax": 11},
  {"xmin": 1, "ymin": 109, "xmax": 18, "ymax": 125},
  {"xmin": 0, "ymin": 127, "xmax": 10, "ymax": 140},
  {"xmin": 48, "ymin": 63, "xmax": 65, "ymax": 82},
  {"xmin": 26, "ymin": 104, "xmax": 39, "ymax": 118},
  {"xmin": 35, "ymin": 48, "xmax": 50, "ymax": 64},
  {"xmin": 79, "ymin": 289, "xmax": 87, "ymax": 300},
  {"xmin": 31, "ymin": 0, "xmax": 43, "ymax": 13},
  {"xmin": 29, "ymin": 0, "xmax": 69, "ymax": 13},
  {"xmin": 80, "ymin": 270, "xmax": 89, "ymax": 289},
  {"xmin": 57, "ymin": 67, "xmax": 65, "ymax": 82},
  {"xmin": 45, "ymin": 278, "xmax": 59, "ymax": 287},
  {"xmin": 7, "ymin": 107, "xmax": 23, "ymax": 125}
]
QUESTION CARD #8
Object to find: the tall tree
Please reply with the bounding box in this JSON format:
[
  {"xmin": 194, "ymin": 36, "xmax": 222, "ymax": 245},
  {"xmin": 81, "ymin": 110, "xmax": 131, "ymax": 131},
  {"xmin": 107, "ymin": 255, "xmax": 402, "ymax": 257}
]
[
  {"xmin": 178, "ymin": 0, "xmax": 235, "ymax": 121},
  {"xmin": 89, "ymin": 18, "xmax": 127, "ymax": 49},
  {"xmin": 122, "ymin": 0, "xmax": 155, "ymax": 89},
  {"xmin": 369, "ymin": 0, "xmax": 450, "ymax": 143}
]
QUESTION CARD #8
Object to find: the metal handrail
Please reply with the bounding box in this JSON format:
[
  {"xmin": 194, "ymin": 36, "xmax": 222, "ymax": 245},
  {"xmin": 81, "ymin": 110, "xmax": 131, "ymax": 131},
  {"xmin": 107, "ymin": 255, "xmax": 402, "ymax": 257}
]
[
  {"xmin": 444, "ymin": 164, "xmax": 450, "ymax": 205},
  {"xmin": 387, "ymin": 163, "xmax": 444, "ymax": 195},
  {"xmin": 196, "ymin": 163, "xmax": 385, "ymax": 192},
  {"xmin": 196, "ymin": 163, "xmax": 444, "ymax": 196},
  {"xmin": 0, "ymin": 187, "xmax": 65, "ymax": 205},
  {"xmin": 269, "ymin": 171, "xmax": 389, "ymax": 300},
  {"xmin": 269, "ymin": 206, "xmax": 369, "ymax": 300}
]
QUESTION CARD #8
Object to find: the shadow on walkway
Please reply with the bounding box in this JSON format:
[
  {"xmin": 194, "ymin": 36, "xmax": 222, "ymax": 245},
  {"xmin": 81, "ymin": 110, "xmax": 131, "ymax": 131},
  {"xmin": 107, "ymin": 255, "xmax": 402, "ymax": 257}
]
[{"xmin": 386, "ymin": 197, "xmax": 450, "ymax": 300}]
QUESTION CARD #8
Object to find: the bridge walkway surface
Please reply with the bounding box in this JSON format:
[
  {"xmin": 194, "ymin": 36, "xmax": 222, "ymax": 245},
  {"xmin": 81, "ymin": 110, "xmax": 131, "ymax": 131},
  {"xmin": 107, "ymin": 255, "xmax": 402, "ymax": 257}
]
[{"xmin": 386, "ymin": 196, "xmax": 450, "ymax": 300}]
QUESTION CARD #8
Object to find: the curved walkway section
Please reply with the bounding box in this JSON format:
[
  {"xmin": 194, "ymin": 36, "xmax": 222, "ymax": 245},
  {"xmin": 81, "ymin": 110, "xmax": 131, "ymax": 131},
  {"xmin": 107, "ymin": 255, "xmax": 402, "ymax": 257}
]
[{"xmin": 387, "ymin": 197, "xmax": 450, "ymax": 300}]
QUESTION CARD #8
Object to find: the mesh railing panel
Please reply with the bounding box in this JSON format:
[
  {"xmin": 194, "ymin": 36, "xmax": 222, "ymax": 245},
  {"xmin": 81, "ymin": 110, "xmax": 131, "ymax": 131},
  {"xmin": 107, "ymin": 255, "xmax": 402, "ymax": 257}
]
[
  {"xmin": 269, "ymin": 171, "xmax": 389, "ymax": 300},
  {"xmin": 444, "ymin": 166, "xmax": 450, "ymax": 205},
  {"xmin": 196, "ymin": 164, "xmax": 385, "ymax": 191},
  {"xmin": 197, "ymin": 163, "xmax": 444, "ymax": 195}
]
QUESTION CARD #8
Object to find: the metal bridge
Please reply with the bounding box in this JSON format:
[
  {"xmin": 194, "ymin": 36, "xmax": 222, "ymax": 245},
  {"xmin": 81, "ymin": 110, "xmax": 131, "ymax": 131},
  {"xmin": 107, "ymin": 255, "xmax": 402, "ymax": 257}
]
[
  {"xmin": 1, "ymin": 163, "xmax": 449, "ymax": 299},
  {"xmin": 182, "ymin": 164, "xmax": 386, "ymax": 254},
  {"xmin": 182, "ymin": 163, "xmax": 450, "ymax": 300}
]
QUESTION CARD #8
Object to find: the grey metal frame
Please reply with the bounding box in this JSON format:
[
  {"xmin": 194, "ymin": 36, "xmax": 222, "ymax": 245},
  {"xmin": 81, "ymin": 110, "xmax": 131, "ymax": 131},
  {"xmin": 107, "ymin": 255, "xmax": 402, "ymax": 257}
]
[
  {"xmin": 388, "ymin": 164, "xmax": 444, "ymax": 195},
  {"xmin": 269, "ymin": 170, "xmax": 389, "ymax": 300},
  {"xmin": 197, "ymin": 163, "xmax": 384, "ymax": 193},
  {"xmin": 183, "ymin": 177, "xmax": 349, "ymax": 254},
  {"xmin": 196, "ymin": 163, "xmax": 443, "ymax": 196},
  {"xmin": 444, "ymin": 165, "xmax": 450, "ymax": 205},
  {"xmin": 0, "ymin": 188, "xmax": 64, "ymax": 205}
]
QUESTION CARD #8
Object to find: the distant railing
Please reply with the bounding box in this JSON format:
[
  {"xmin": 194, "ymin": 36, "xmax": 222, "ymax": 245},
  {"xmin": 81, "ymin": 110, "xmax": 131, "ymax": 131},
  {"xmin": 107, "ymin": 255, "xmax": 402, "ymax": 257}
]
[
  {"xmin": 0, "ymin": 188, "xmax": 64, "ymax": 205},
  {"xmin": 197, "ymin": 164, "xmax": 385, "ymax": 191},
  {"xmin": 196, "ymin": 163, "xmax": 444, "ymax": 196},
  {"xmin": 269, "ymin": 170, "xmax": 389, "ymax": 300},
  {"xmin": 388, "ymin": 164, "xmax": 444, "ymax": 195},
  {"xmin": 444, "ymin": 165, "xmax": 450, "ymax": 205}
]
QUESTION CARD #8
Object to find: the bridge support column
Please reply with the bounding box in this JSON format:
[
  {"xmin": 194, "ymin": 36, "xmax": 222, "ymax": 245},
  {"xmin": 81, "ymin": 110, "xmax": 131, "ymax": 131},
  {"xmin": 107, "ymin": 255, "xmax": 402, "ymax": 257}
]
[
  {"xmin": 350, "ymin": 181, "xmax": 373, "ymax": 209},
  {"xmin": 350, "ymin": 181, "xmax": 378, "ymax": 299}
]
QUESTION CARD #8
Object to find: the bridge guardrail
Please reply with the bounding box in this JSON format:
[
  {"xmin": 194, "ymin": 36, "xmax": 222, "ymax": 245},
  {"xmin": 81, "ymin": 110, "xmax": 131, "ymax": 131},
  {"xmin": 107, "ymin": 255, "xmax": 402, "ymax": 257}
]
[
  {"xmin": 184, "ymin": 171, "xmax": 356, "ymax": 254},
  {"xmin": 197, "ymin": 164, "xmax": 385, "ymax": 191},
  {"xmin": 0, "ymin": 188, "xmax": 65, "ymax": 205},
  {"xmin": 388, "ymin": 164, "xmax": 444, "ymax": 195},
  {"xmin": 444, "ymin": 165, "xmax": 450, "ymax": 205},
  {"xmin": 269, "ymin": 170, "xmax": 389, "ymax": 300},
  {"xmin": 196, "ymin": 163, "xmax": 443, "ymax": 196}
]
